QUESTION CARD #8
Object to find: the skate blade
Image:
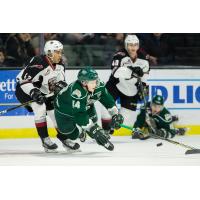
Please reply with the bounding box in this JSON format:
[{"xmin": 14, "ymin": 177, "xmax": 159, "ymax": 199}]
[
  {"xmin": 63, "ymin": 146, "xmax": 82, "ymax": 153},
  {"xmin": 70, "ymin": 149, "xmax": 81, "ymax": 153},
  {"xmin": 66, "ymin": 149, "xmax": 82, "ymax": 153},
  {"xmin": 44, "ymin": 148, "xmax": 58, "ymax": 153}
]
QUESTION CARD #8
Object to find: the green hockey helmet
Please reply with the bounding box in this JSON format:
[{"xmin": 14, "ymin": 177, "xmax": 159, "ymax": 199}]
[
  {"xmin": 152, "ymin": 95, "xmax": 164, "ymax": 105},
  {"xmin": 78, "ymin": 67, "xmax": 99, "ymax": 82}
]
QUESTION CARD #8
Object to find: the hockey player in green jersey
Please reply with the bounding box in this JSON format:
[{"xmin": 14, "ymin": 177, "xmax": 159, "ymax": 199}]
[
  {"xmin": 54, "ymin": 67, "xmax": 124, "ymax": 151},
  {"xmin": 132, "ymin": 95, "xmax": 185, "ymax": 140}
]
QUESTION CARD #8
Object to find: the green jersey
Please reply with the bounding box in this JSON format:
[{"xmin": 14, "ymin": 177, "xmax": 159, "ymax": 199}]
[
  {"xmin": 55, "ymin": 80, "xmax": 116, "ymax": 128},
  {"xmin": 134, "ymin": 102, "xmax": 175, "ymax": 132}
]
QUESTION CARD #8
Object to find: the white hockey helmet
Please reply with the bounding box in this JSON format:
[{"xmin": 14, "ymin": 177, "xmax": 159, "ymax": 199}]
[
  {"xmin": 44, "ymin": 40, "xmax": 63, "ymax": 55},
  {"xmin": 124, "ymin": 35, "xmax": 139, "ymax": 50}
]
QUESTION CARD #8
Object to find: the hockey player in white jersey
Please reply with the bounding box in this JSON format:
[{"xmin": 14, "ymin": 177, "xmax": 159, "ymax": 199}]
[
  {"xmin": 15, "ymin": 40, "xmax": 68, "ymax": 152},
  {"xmin": 101, "ymin": 35, "xmax": 150, "ymax": 134}
]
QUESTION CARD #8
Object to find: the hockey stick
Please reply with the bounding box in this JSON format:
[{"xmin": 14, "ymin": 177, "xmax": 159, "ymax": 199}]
[
  {"xmin": 0, "ymin": 99, "xmax": 34, "ymax": 115},
  {"xmin": 120, "ymin": 123, "xmax": 200, "ymax": 155},
  {"xmin": 127, "ymin": 75, "xmax": 200, "ymax": 155},
  {"xmin": 0, "ymin": 94, "xmax": 53, "ymax": 116}
]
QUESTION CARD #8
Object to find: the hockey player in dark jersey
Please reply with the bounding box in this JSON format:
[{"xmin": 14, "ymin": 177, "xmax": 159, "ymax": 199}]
[
  {"xmin": 101, "ymin": 34, "xmax": 149, "ymax": 134},
  {"xmin": 54, "ymin": 67, "xmax": 123, "ymax": 151},
  {"xmin": 132, "ymin": 95, "xmax": 186, "ymax": 140},
  {"xmin": 15, "ymin": 40, "xmax": 67, "ymax": 152}
]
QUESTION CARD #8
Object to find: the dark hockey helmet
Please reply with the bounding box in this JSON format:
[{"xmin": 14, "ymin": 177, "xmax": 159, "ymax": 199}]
[
  {"xmin": 152, "ymin": 95, "xmax": 164, "ymax": 105},
  {"xmin": 78, "ymin": 67, "xmax": 99, "ymax": 82}
]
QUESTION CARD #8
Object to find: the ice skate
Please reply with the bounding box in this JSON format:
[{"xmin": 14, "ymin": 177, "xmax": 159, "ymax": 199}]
[
  {"xmin": 61, "ymin": 139, "xmax": 81, "ymax": 152},
  {"xmin": 42, "ymin": 137, "xmax": 58, "ymax": 153}
]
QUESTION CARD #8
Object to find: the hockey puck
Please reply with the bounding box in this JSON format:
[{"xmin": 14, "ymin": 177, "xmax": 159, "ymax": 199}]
[{"xmin": 156, "ymin": 142, "xmax": 163, "ymax": 147}]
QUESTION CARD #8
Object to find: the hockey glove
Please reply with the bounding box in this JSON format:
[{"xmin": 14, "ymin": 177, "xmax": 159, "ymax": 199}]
[
  {"xmin": 175, "ymin": 128, "xmax": 186, "ymax": 136},
  {"xmin": 156, "ymin": 128, "xmax": 176, "ymax": 139},
  {"xmin": 30, "ymin": 88, "xmax": 45, "ymax": 105},
  {"xmin": 111, "ymin": 114, "xmax": 124, "ymax": 130},
  {"xmin": 88, "ymin": 124, "xmax": 114, "ymax": 151},
  {"xmin": 132, "ymin": 127, "xmax": 149, "ymax": 140},
  {"xmin": 172, "ymin": 115, "xmax": 179, "ymax": 122},
  {"xmin": 54, "ymin": 81, "xmax": 68, "ymax": 95},
  {"xmin": 128, "ymin": 66, "xmax": 144, "ymax": 77}
]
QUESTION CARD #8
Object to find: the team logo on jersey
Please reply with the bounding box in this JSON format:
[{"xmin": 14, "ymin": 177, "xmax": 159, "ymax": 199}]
[
  {"xmin": 72, "ymin": 89, "xmax": 81, "ymax": 98},
  {"xmin": 114, "ymin": 51, "xmax": 125, "ymax": 56},
  {"xmin": 48, "ymin": 77, "xmax": 57, "ymax": 92},
  {"xmin": 122, "ymin": 58, "xmax": 132, "ymax": 67}
]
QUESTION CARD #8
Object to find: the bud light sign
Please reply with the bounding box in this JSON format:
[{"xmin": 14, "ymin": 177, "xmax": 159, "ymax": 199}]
[{"xmin": 148, "ymin": 69, "xmax": 200, "ymax": 110}]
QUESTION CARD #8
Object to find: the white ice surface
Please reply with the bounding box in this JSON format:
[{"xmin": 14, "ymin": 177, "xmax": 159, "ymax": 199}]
[{"xmin": 0, "ymin": 136, "xmax": 200, "ymax": 166}]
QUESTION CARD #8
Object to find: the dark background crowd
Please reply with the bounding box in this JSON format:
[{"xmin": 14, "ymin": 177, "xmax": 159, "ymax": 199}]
[{"xmin": 1, "ymin": 33, "xmax": 200, "ymax": 68}]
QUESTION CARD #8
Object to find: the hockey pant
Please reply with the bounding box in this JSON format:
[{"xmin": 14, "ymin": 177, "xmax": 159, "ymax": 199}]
[{"xmin": 55, "ymin": 105, "xmax": 98, "ymax": 140}]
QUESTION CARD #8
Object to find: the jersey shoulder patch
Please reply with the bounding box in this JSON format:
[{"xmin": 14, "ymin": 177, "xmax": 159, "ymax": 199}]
[
  {"xmin": 71, "ymin": 81, "xmax": 87, "ymax": 99},
  {"xmin": 164, "ymin": 113, "xmax": 172, "ymax": 121},
  {"xmin": 162, "ymin": 107, "xmax": 171, "ymax": 115},
  {"xmin": 114, "ymin": 51, "xmax": 126, "ymax": 57},
  {"xmin": 30, "ymin": 55, "xmax": 44, "ymax": 64},
  {"xmin": 157, "ymin": 108, "xmax": 172, "ymax": 122},
  {"xmin": 162, "ymin": 107, "xmax": 170, "ymax": 114},
  {"xmin": 26, "ymin": 55, "xmax": 48, "ymax": 70},
  {"xmin": 20, "ymin": 56, "xmax": 47, "ymax": 81},
  {"xmin": 72, "ymin": 89, "xmax": 82, "ymax": 98},
  {"xmin": 112, "ymin": 50, "xmax": 128, "ymax": 68},
  {"xmin": 113, "ymin": 49, "xmax": 127, "ymax": 60}
]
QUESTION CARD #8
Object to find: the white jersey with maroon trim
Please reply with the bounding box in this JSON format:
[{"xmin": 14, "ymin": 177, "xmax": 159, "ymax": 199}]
[
  {"xmin": 16, "ymin": 55, "xmax": 66, "ymax": 96},
  {"xmin": 108, "ymin": 49, "xmax": 149, "ymax": 96}
]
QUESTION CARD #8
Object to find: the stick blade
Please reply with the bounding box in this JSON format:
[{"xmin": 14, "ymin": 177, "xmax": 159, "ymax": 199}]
[{"xmin": 185, "ymin": 149, "xmax": 200, "ymax": 155}]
